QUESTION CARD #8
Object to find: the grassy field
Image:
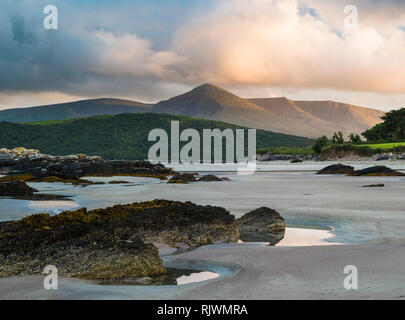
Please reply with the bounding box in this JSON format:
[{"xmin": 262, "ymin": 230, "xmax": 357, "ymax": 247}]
[{"xmin": 359, "ymin": 142, "xmax": 405, "ymax": 149}]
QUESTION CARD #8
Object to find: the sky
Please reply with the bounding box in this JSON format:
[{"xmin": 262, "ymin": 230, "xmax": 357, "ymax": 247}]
[{"xmin": 0, "ymin": 0, "xmax": 405, "ymax": 111}]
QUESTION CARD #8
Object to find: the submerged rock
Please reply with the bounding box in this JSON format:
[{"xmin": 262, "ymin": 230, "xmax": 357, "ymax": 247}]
[
  {"xmin": 0, "ymin": 181, "xmax": 38, "ymax": 196},
  {"xmin": 236, "ymin": 207, "xmax": 286, "ymax": 245},
  {"xmin": 0, "ymin": 200, "xmax": 238, "ymax": 279},
  {"xmin": 350, "ymin": 166, "xmax": 405, "ymax": 176},
  {"xmin": 317, "ymin": 164, "xmax": 354, "ymax": 175},
  {"xmin": 363, "ymin": 184, "xmax": 385, "ymax": 188}
]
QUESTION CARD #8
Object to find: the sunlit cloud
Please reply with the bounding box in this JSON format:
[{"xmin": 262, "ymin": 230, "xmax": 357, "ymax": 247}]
[{"xmin": 0, "ymin": 0, "xmax": 404, "ymax": 110}]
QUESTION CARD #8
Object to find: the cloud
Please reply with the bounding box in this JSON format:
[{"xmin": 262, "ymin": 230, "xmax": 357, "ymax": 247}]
[
  {"xmin": 90, "ymin": 31, "xmax": 184, "ymax": 78},
  {"xmin": 170, "ymin": 0, "xmax": 405, "ymax": 93},
  {"xmin": 0, "ymin": 0, "xmax": 405, "ymax": 109}
]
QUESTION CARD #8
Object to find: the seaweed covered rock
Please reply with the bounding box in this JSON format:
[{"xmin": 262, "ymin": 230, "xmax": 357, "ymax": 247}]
[
  {"xmin": 350, "ymin": 166, "xmax": 405, "ymax": 176},
  {"xmin": 236, "ymin": 207, "xmax": 286, "ymax": 245},
  {"xmin": 0, "ymin": 200, "xmax": 238, "ymax": 279},
  {"xmin": 198, "ymin": 175, "xmax": 223, "ymax": 182},
  {"xmin": 0, "ymin": 181, "xmax": 38, "ymax": 196},
  {"xmin": 167, "ymin": 173, "xmax": 198, "ymax": 184},
  {"xmin": 317, "ymin": 164, "xmax": 354, "ymax": 175}
]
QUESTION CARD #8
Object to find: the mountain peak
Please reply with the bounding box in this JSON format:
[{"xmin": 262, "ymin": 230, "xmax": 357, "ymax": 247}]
[{"xmin": 191, "ymin": 83, "xmax": 230, "ymax": 94}]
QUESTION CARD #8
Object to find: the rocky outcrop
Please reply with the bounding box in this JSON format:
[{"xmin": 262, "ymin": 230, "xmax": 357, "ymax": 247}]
[
  {"xmin": 0, "ymin": 200, "xmax": 239, "ymax": 279},
  {"xmin": 350, "ymin": 166, "xmax": 405, "ymax": 176},
  {"xmin": 0, "ymin": 181, "xmax": 38, "ymax": 196},
  {"xmin": 317, "ymin": 164, "xmax": 355, "ymax": 175},
  {"xmin": 0, "ymin": 148, "xmax": 174, "ymax": 184},
  {"xmin": 236, "ymin": 207, "xmax": 286, "ymax": 245}
]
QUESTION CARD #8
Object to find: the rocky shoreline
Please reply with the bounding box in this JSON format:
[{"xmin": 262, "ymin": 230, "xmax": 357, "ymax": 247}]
[
  {"xmin": 0, "ymin": 148, "xmax": 174, "ymax": 184},
  {"xmin": 257, "ymin": 151, "xmax": 405, "ymax": 162},
  {"xmin": 0, "ymin": 200, "xmax": 285, "ymax": 281}
]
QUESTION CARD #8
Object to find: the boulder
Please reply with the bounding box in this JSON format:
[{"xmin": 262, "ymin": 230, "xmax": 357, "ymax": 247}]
[
  {"xmin": 317, "ymin": 164, "xmax": 354, "ymax": 175},
  {"xmin": 363, "ymin": 184, "xmax": 385, "ymax": 188},
  {"xmin": 0, "ymin": 200, "xmax": 239, "ymax": 279},
  {"xmin": 0, "ymin": 181, "xmax": 38, "ymax": 196},
  {"xmin": 351, "ymin": 166, "xmax": 405, "ymax": 176},
  {"xmin": 167, "ymin": 173, "xmax": 198, "ymax": 184},
  {"xmin": 236, "ymin": 207, "xmax": 286, "ymax": 245}
]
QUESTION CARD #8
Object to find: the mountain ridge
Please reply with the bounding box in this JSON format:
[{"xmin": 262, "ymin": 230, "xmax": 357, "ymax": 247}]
[{"xmin": 0, "ymin": 84, "xmax": 384, "ymax": 138}]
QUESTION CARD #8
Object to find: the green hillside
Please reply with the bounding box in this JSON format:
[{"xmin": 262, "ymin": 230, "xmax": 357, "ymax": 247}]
[
  {"xmin": 0, "ymin": 98, "xmax": 151, "ymax": 123},
  {"xmin": 0, "ymin": 113, "xmax": 313, "ymax": 160}
]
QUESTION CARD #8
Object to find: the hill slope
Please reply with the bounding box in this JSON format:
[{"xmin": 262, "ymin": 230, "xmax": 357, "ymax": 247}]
[
  {"xmin": 0, "ymin": 98, "xmax": 152, "ymax": 123},
  {"xmin": 0, "ymin": 113, "xmax": 313, "ymax": 160},
  {"xmin": 153, "ymin": 84, "xmax": 384, "ymax": 138}
]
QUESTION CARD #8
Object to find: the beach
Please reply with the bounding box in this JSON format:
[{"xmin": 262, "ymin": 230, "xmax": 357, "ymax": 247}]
[{"xmin": 1, "ymin": 160, "xmax": 405, "ymax": 299}]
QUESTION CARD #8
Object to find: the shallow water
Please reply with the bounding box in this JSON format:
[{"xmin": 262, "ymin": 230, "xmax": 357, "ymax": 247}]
[
  {"xmin": 96, "ymin": 267, "xmax": 220, "ymax": 286},
  {"xmin": 2, "ymin": 166, "xmax": 405, "ymax": 244}
]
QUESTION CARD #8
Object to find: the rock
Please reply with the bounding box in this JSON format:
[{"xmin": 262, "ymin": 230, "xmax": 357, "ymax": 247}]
[
  {"xmin": 108, "ymin": 181, "xmax": 130, "ymax": 184},
  {"xmin": 221, "ymin": 177, "xmax": 231, "ymax": 181},
  {"xmin": 236, "ymin": 207, "xmax": 286, "ymax": 245},
  {"xmin": 317, "ymin": 164, "xmax": 355, "ymax": 175},
  {"xmin": 376, "ymin": 155, "xmax": 391, "ymax": 161},
  {"xmin": 0, "ymin": 148, "xmax": 176, "ymax": 184},
  {"xmin": 291, "ymin": 158, "xmax": 303, "ymax": 163},
  {"xmin": 198, "ymin": 175, "xmax": 223, "ymax": 182},
  {"xmin": 167, "ymin": 173, "xmax": 198, "ymax": 184},
  {"xmin": 0, "ymin": 181, "xmax": 38, "ymax": 196},
  {"xmin": 363, "ymin": 184, "xmax": 385, "ymax": 188},
  {"xmin": 0, "ymin": 200, "xmax": 239, "ymax": 279},
  {"xmin": 351, "ymin": 166, "xmax": 405, "ymax": 176}
]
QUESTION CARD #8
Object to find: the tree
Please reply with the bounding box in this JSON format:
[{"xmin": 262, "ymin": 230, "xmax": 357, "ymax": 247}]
[
  {"xmin": 332, "ymin": 131, "xmax": 344, "ymax": 144},
  {"xmin": 362, "ymin": 108, "xmax": 405, "ymax": 141},
  {"xmin": 349, "ymin": 133, "xmax": 362, "ymax": 144},
  {"xmin": 312, "ymin": 135, "xmax": 329, "ymax": 154}
]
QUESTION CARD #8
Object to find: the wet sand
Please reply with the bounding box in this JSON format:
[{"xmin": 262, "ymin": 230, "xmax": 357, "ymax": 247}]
[{"xmin": 1, "ymin": 162, "xmax": 405, "ymax": 299}]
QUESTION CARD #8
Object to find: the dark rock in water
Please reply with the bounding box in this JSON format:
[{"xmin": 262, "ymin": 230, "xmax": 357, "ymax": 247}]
[
  {"xmin": 0, "ymin": 200, "xmax": 238, "ymax": 279},
  {"xmin": 221, "ymin": 177, "xmax": 231, "ymax": 181},
  {"xmin": 0, "ymin": 181, "xmax": 38, "ymax": 196},
  {"xmin": 167, "ymin": 173, "xmax": 198, "ymax": 184},
  {"xmin": 362, "ymin": 184, "xmax": 385, "ymax": 188},
  {"xmin": 291, "ymin": 158, "xmax": 303, "ymax": 163},
  {"xmin": 108, "ymin": 181, "xmax": 130, "ymax": 184},
  {"xmin": 198, "ymin": 175, "xmax": 223, "ymax": 182},
  {"xmin": 317, "ymin": 164, "xmax": 354, "ymax": 175},
  {"xmin": 351, "ymin": 166, "xmax": 405, "ymax": 176},
  {"xmin": 236, "ymin": 207, "xmax": 286, "ymax": 245}
]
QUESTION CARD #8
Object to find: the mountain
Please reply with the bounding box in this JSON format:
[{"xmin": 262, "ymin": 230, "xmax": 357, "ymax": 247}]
[
  {"xmin": 0, "ymin": 113, "xmax": 313, "ymax": 160},
  {"xmin": 0, "ymin": 98, "xmax": 152, "ymax": 123},
  {"xmin": 0, "ymin": 84, "xmax": 384, "ymax": 138},
  {"xmin": 153, "ymin": 84, "xmax": 384, "ymax": 138}
]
